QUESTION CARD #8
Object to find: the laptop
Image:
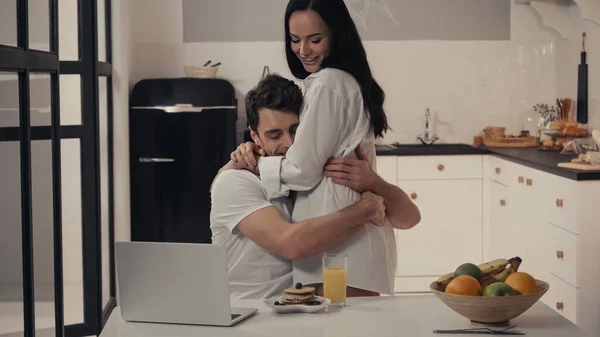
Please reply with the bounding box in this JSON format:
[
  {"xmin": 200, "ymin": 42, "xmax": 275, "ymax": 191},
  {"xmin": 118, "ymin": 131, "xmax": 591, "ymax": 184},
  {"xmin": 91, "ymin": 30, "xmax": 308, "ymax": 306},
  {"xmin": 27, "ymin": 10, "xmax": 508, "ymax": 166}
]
[{"xmin": 115, "ymin": 241, "xmax": 258, "ymax": 326}]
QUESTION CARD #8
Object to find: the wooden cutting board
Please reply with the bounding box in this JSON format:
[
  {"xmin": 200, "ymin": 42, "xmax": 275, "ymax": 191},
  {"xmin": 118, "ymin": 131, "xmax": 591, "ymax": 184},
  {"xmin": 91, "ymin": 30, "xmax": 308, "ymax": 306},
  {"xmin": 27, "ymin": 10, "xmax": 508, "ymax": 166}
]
[{"xmin": 558, "ymin": 162, "xmax": 600, "ymax": 171}]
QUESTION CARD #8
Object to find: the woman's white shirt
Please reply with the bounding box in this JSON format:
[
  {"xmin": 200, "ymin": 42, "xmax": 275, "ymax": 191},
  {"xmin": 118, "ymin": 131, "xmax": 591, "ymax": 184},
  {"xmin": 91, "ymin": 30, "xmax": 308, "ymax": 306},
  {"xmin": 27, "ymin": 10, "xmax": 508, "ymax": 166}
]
[{"xmin": 258, "ymin": 68, "xmax": 397, "ymax": 295}]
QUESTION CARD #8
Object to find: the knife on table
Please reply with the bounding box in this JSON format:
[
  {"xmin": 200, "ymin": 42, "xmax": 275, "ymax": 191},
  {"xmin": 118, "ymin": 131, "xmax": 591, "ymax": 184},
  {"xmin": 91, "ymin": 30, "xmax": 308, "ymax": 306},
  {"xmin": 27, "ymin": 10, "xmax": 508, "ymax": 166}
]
[{"xmin": 433, "ymin": 325, "xmax": 526, "ymax": 335}]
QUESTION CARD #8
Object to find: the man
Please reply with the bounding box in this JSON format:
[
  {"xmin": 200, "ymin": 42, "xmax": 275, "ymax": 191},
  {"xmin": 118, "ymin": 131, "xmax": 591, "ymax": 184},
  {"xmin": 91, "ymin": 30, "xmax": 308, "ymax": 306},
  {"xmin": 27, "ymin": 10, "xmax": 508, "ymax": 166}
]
[{"xmin": 210, "ymin": 74, "xmax": 420, "ymax": 299}]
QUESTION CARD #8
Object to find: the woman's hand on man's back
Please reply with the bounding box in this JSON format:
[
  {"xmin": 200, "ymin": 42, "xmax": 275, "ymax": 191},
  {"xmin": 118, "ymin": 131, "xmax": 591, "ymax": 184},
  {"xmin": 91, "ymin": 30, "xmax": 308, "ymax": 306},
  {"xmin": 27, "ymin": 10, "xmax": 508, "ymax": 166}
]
[
  {"xmin": 323, "ymin": 145, "xmax": 385, "ymax": 194},
  {"xmin": 230, "ymin": 142, "xmax": 265, "ymax": 174}
]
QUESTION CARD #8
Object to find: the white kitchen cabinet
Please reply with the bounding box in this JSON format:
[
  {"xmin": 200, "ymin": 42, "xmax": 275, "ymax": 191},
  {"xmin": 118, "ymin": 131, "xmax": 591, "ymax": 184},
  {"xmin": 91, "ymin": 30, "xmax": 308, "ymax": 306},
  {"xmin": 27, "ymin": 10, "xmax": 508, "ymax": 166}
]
[
  {"xmin": 376, "ymin": 155, "xmax": 484, "ymax": 292},
  {"xmin": 488, "ymin": 181, "xmax": 516, "ymax": 260},
  {"xmin": 378, "ymin": 152, "xmax": 600, "ymax": 336},
  {"xmin": 395, "ymin": 179, "xmax": 482, "ymax": 277},
  {"xmin": 396, "ymin": 155, "xmax": 482, "ymax": 180},
  {"xmin": 544, "ymin": 272, "xmax": 579, "ymax": 324},
  {"xmin": 375, "ymin": 156, "xmax": 397, "ymax": 184},
  {"xmin": 506, "ymin": 163, "xmax": 547, "ymax": 281},
  {"xmin": 485, "ymin": 156, "xmax": 600, "ymax": 337}
]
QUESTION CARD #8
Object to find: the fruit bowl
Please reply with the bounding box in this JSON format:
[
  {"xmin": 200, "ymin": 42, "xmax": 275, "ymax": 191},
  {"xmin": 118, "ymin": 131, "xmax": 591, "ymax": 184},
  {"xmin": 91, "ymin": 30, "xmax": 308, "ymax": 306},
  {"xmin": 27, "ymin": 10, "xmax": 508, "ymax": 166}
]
[{"xmin": 430, "ymin": 279, "xmax": 549, "ymax": 325}]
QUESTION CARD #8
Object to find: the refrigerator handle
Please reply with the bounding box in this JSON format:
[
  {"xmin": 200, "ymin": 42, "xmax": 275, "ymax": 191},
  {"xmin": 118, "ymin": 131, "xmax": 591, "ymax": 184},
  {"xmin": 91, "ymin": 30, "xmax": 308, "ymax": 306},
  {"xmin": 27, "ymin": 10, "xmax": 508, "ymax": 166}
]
[{"xmin": 139, "ymin": 157, "xmax": 175, "ymax": 163}]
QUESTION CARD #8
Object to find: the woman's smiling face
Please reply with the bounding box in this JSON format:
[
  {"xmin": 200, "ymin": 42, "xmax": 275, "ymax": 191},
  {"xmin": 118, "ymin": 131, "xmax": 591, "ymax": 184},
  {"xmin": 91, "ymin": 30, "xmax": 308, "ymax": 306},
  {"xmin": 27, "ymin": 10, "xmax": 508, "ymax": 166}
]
[{"xmin": 288, "ymin": 9, "xmax": 331, "ymax": 73}]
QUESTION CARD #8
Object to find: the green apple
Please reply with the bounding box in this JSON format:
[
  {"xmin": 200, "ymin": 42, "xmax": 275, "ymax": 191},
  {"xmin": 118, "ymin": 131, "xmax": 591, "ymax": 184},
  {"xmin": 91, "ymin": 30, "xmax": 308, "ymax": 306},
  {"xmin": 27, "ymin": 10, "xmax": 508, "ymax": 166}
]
[
  {"xmin": 454, "ymin": 263, "xmax": 484, "ymax": 284},
  {"xmin": 483, "ymin": 282, "xmax": 516, "ymax": 297}
]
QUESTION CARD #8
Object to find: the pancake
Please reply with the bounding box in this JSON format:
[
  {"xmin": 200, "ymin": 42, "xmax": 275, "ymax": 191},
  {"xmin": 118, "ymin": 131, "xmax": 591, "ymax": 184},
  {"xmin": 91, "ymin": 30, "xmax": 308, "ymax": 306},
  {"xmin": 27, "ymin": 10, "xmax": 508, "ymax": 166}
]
[{"xmin": 280, "ymin": 285, "xmax": 317, "ymax": 304}]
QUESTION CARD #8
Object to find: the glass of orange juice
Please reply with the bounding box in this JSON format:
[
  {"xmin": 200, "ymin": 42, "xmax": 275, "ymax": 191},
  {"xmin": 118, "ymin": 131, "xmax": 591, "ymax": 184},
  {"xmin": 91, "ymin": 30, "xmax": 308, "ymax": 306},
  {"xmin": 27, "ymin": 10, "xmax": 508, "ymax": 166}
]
[{"xmin": 322, "ymin": 253, "xmax": 347, "ymax": 306}]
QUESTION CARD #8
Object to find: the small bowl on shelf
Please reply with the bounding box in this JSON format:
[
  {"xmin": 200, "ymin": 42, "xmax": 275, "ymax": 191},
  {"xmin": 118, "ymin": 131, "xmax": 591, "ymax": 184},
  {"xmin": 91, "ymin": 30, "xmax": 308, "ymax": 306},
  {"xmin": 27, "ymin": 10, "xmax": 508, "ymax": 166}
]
[{"xmin": 429, "ymin": 280, "xmax": 549, "ymax": 326}]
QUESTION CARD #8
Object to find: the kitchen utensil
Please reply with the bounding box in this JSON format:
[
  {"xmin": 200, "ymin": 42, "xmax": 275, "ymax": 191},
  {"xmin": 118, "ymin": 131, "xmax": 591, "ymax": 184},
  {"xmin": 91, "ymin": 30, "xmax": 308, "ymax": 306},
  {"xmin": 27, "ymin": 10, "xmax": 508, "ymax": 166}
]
[
  {"xmin": 203, "ymin": 60, "xmax": 212, "ymax": 66},
  {"xmin": 556, "ymin": 98, "xmax": 563, "ymax": 120},
  {"xmin": 430, "ymin": 280, "xmax": 549, "ymax": 326},
  {"xmin": 433, "ymin": 325, "xmax": 526, "ymax": 335},
  {"xmin": 563, "ymin": 98, "xmax": 572, "ymax": 120},
  {"xmin": 558, "ymin": 162, "xmax": 600, "ymax": 171},
  {"xmin": 433, "ymin": 330, "xmax": 525, "ymax": 335},
  {"xmin": 210, "ymin": 62, "xmax": 221, "ymax": 67},
  {"xmin": 577, "ymin": 32, "xmax": 588, "ymax": 124}
]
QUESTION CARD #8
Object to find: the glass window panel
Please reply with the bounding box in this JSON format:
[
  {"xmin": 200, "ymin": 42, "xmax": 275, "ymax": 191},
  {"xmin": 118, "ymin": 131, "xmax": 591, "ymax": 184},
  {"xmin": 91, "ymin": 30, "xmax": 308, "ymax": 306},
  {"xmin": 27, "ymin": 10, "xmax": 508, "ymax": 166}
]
[
  {"xmin": 60, "ymin": 139, "xmax": 84, "ymax": 326},
  {"xmin": 0, "ymin": 0, "xmax": 18, "ymax": 47},
  {"xmin": 98, "ymin": 0, "xmax": 107, "ymax": 62},
  {"xmin": 28, "ymin": 0, "xmax": 50, "ymax": 51},
  {"xmin": 31, "ymin": 140, "xmax": 56, "ymax": 337},
  {"xmin": 0, "ymin": 72, "xmax": 20, "ymax": 128},
  {"xmin": 0, "ymin": 141, "xmax": 24, "ymax": 337},
  {"xmin": 59, "ymin": 0, "xmax": 78, "ymax": 60},
  {"xmin": 59, "ymin": 75, "xmax": 82, "ymax": 126},
  {"xmin": 99, "ymin": 78, "xmax": 111, "ymax": 307},
  {"xmin": 30, "ymin": 73, "xmax": 51, "ymax": 127}
]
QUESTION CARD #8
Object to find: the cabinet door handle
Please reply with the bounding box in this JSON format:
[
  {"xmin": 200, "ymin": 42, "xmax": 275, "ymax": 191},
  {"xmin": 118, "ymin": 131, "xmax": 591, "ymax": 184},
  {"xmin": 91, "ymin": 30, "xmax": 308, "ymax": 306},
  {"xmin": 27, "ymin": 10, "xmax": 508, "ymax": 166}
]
[
  {"xmin": 556, "ymin": 250, "xmax": 564, "ymax": 259},
  {"xmin": 556, "ymin": 199, "xmax": 564, "ymax": 207},
  {"xmin": 556, "ymin": 302, "xmax": 564, "ymax": 310},
  {"xmin": 437, "ymin": 164, "xmax": 445, "ymax": 172},
  {"xmin": 410, "ymin": 193, "xmax": 418, "ymax": 200},
  {"xmin": 495, "ymin": 167, "xmax": 501, "ymax": 174},
  {"xmin": 518, "ymin": 176, "xmax": 524, "ymax": 183},
  {"xmin": 500, "ymin": 199, "xmax": 506, "ymax": 206},
  {"xmin": 526, "ymin": 178, "xmax": 533, "ymax": 186}
]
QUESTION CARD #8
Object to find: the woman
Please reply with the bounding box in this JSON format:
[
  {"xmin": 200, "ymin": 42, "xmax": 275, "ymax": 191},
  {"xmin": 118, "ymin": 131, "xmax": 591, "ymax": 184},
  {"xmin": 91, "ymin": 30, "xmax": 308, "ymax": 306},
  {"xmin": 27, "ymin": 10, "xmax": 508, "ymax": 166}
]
[{"xmin": 233, "ymin": 0, "xmax": 404, "ymax": 296}]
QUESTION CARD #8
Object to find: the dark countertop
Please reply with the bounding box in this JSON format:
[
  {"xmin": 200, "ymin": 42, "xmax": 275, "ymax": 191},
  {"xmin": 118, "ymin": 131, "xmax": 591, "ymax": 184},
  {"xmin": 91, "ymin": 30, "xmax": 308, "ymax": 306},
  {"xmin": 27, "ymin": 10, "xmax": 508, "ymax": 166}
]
[{"xmin": 375, "ymin": 144, "xmax": 600, "ymax": 181}]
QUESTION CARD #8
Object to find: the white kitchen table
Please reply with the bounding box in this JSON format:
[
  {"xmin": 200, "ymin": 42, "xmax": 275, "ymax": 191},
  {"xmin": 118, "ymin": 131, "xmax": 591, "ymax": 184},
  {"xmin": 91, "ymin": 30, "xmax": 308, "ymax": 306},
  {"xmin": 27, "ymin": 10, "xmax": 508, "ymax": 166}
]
[{"xmin": 99, "ymin": 294, "xmax": 592, "ymax": 337}]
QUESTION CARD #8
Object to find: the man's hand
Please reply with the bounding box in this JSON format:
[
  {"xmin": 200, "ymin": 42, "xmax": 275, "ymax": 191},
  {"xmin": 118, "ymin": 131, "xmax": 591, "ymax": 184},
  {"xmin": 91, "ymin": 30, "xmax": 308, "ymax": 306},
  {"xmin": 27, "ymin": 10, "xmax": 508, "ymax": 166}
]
[
  {"xmin": 230, "ymin": 142, "xmax": 265, "ymax": 173},
  {"xmin": 323, "ymin": 145, "xmax": 384, "ymax": 193},
  {"xmin": 360, "ymin": 191, "xmax": 386, "ymax": 227}
]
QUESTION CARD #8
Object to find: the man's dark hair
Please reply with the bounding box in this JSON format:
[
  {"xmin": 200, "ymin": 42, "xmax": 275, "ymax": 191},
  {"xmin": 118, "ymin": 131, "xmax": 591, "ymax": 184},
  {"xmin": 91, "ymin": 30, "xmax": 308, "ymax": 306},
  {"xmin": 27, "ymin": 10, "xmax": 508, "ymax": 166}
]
[{"xmin": 245, "ymin": 74, "xmax": 303, "ymax": 132}]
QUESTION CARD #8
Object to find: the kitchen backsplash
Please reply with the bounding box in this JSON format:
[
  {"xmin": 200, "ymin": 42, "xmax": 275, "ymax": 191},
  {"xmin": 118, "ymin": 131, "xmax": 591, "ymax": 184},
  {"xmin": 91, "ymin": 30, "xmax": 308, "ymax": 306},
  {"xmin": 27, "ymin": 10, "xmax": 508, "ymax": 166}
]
[
  {"xmin": 132, "ymin": 40, "xmax": 556, "ymax": 145},
  {"xmin": 129, "ymin": 0, "xmax": 597, "ymax": 145}
]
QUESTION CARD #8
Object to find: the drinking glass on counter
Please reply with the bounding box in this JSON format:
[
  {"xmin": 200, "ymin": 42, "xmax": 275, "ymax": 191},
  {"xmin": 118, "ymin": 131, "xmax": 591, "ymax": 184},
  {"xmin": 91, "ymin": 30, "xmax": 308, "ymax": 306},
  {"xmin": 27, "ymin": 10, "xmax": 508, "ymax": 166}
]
[{"xmin": 322, "ymin": 253, "xmax": 347, "ymax": 306}]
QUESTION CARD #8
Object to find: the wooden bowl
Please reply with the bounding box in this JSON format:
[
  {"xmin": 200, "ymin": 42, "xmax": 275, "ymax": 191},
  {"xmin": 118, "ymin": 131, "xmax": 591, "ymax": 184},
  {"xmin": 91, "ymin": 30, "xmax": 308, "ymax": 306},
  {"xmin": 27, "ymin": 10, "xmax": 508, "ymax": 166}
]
[{"xmin": 429, "ymin": 280, "xmax": 549, "ymax": 326}]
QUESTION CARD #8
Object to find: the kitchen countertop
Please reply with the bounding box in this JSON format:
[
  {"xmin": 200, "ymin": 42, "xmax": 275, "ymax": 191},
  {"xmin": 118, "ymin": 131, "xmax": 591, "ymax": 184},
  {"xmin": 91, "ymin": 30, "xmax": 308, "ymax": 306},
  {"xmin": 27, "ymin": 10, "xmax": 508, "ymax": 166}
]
[
  {"xmin": 376, "ymin": 144, "xmax": 600, "ymax": 181},
  {"xmin": 99, "ymin": 295, "xmax": 592, "ymax": 337}
]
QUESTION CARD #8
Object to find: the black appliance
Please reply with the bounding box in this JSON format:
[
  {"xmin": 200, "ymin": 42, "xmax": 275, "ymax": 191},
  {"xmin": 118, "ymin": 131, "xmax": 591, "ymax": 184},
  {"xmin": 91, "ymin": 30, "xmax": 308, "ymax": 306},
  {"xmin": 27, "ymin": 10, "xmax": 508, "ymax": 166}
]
[{"xmin": 129, "ymin": 78, "xmax": 237, "ymax": 244}]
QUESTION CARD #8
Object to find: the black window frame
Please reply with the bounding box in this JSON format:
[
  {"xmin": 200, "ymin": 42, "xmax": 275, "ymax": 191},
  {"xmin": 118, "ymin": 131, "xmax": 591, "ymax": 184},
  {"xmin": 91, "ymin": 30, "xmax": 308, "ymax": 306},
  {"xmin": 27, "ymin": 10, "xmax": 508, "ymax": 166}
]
[{"xmin": 0, "ymin": 0, "xmax": 116, "ymax": 337}]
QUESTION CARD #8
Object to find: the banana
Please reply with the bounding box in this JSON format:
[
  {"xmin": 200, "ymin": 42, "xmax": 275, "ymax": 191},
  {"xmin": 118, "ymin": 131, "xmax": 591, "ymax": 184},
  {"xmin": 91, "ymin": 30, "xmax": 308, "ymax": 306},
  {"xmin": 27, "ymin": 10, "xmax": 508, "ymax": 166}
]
[
  {"xmin": 477, "ymin": 258, "xmax": 509, "ymax": 277},
  {"xmin": 435, "ymin": 272, "xmax": 455, "ymax": 287},
  {"xmin": 482, "ymin": 264, "xmax": 514, "ymax": 287},
  {"xmin": 508, "ymin": 256, "xmax": 522, "ymax": 272},
  {"xmin": 435, "ymin": 256, "xmax": 523, "ymax": 288}
]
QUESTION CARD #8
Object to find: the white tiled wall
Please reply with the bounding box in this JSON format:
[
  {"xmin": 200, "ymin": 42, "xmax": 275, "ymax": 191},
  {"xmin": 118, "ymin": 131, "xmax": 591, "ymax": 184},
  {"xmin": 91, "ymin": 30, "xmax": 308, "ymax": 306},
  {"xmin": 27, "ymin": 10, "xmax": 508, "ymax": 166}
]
[{"xmin": 128, "ymin": 0, "xmax": 569, "ymax": 144}]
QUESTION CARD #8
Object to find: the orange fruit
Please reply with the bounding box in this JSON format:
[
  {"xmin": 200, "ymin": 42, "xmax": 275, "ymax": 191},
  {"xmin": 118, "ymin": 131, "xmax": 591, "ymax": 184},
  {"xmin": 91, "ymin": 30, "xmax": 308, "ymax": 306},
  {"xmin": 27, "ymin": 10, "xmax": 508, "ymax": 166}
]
[
  {"xmin": 504, "ymin": 272, "xmax": 538, "ymax": 295},
  {"xmin": 445, "ymin": 275, "xmax": 482, "ymax": 296}
]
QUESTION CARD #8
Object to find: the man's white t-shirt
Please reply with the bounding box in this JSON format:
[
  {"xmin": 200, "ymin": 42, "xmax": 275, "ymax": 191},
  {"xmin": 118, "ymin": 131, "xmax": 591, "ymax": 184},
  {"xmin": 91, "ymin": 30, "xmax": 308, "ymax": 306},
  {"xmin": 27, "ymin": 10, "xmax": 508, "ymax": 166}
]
[{"xmin": 210, "ymin": 169, "xmax": 294, "ymax": 300}]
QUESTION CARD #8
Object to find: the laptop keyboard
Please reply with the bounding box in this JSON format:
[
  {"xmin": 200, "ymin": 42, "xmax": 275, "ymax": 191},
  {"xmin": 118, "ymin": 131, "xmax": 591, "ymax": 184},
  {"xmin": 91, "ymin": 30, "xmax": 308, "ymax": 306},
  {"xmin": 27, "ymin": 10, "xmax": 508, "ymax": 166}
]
[{"xmin": 231, "ymin": 314, "xmax": 241, "ymax": 320}]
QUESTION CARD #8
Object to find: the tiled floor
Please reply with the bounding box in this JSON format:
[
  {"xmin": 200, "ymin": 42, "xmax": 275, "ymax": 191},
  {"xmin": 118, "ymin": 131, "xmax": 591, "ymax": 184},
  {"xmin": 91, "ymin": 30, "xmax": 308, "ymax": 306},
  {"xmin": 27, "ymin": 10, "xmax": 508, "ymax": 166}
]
[{"xmin": 0, "ymin": 284, "xmax": 84, "ymax": 336}]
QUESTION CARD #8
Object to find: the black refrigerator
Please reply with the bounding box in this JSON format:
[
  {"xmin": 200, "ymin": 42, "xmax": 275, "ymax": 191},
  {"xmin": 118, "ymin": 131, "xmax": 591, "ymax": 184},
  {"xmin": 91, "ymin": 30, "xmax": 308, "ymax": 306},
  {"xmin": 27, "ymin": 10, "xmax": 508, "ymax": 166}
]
[{"xmin": 129, "ymin": 78, "xmax": 238, "ymax": 244}]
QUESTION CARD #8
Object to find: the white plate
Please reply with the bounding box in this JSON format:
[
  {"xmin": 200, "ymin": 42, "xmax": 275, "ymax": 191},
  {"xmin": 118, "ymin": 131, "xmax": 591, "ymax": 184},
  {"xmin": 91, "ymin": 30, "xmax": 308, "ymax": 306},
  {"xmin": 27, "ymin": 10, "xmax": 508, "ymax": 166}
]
[{"xmin": 263, "ymin": 296, "xmax": 331, "ymax": 314}]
